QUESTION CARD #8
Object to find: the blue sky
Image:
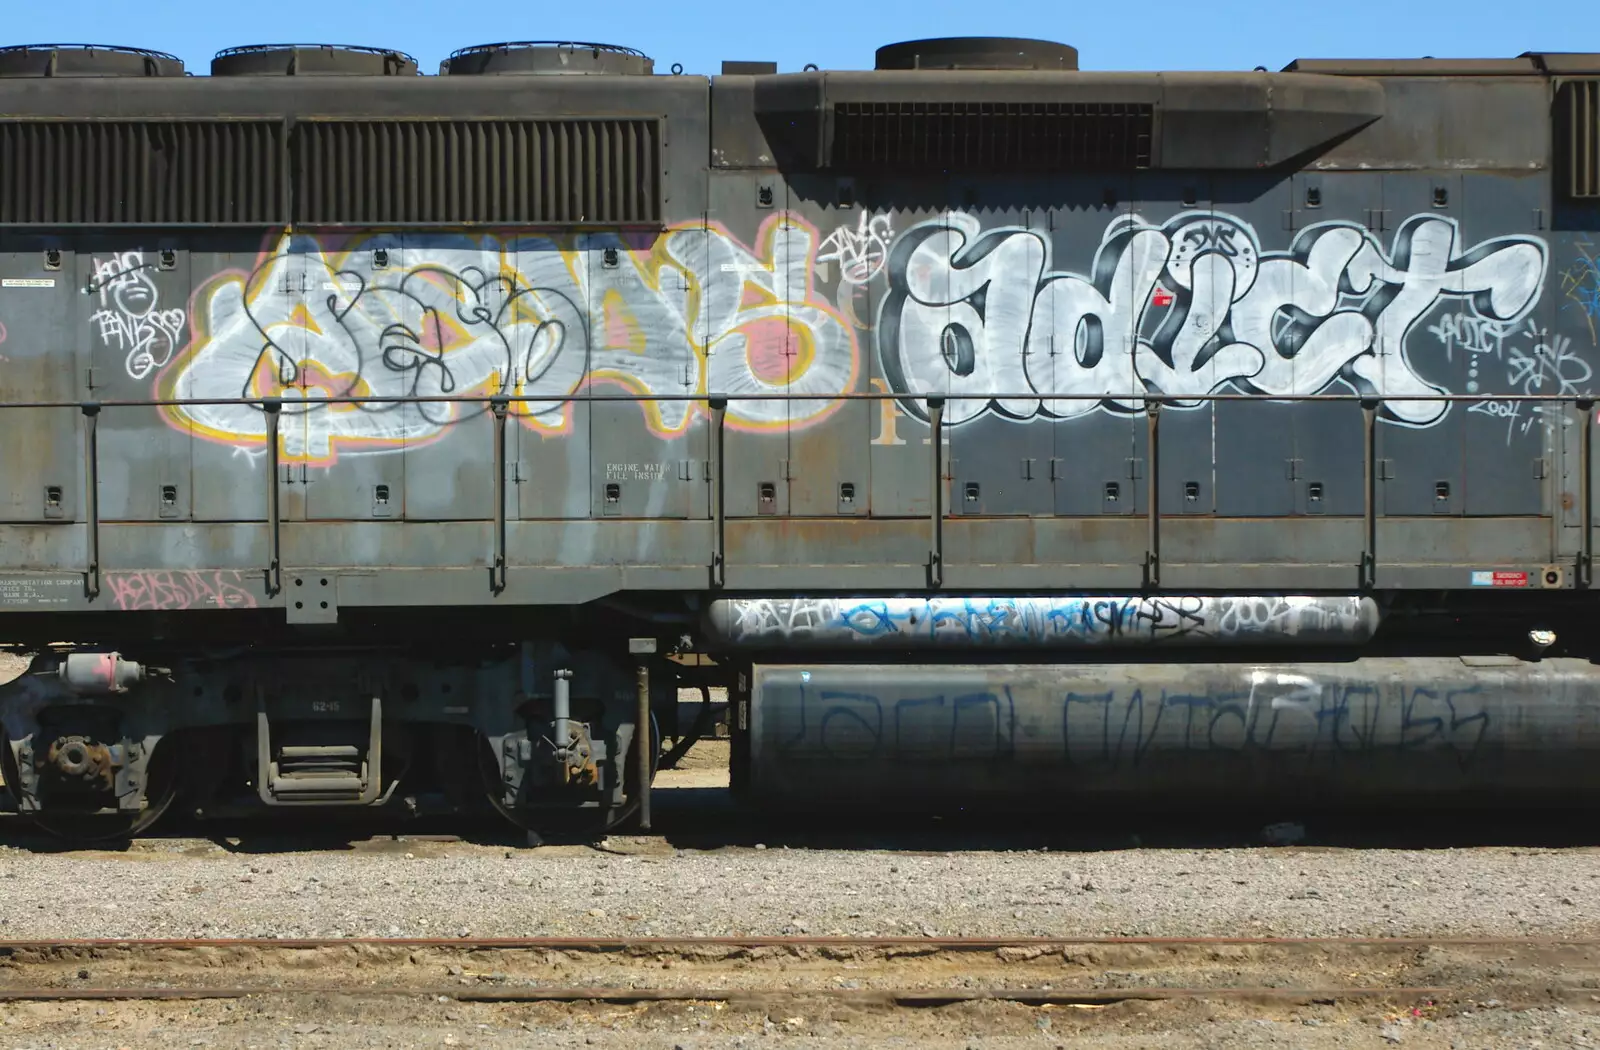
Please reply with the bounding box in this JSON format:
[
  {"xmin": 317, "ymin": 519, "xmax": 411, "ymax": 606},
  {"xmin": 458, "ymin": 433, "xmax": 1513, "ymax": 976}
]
[{"xmin": 0, "ymin": 1, "xmax": 1583, "ymax": 76}]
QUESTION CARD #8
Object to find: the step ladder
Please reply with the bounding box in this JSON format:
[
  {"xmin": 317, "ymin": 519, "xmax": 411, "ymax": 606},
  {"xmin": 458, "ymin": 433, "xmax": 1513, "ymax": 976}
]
[{"xmin": 255, "ymin": 697, "xmax": 383, "ymax": 806}]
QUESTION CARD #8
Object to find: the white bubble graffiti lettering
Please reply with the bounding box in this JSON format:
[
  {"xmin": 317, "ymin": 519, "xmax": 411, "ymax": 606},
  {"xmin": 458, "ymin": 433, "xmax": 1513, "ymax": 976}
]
[
  {"xmin": 878, "ymin": 211, "xmax": 1549, "ymax": 426},
  {"xmin": 158, "ymin": 219, "xmax": 858, "ymax": 462}
]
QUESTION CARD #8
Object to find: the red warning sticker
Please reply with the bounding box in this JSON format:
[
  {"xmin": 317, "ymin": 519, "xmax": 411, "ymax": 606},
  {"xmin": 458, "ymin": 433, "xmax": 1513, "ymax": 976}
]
[
  {"xmin": 1152, "ymin": 287, "xmax": 1174, "ymax": 307},
  {"xmin": 1470, "ymin": 570, "xmax": 1529, "ymax": 588}
]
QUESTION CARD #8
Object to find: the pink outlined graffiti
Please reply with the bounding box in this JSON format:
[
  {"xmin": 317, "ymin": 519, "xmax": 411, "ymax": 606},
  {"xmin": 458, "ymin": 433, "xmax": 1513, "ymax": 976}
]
[
  {"xmin": 106, "ymin": 570, "xmax": 259, "ymax": 611},
  {"xmin": 154, "ymin": 216, "xmax": 860, "ymax": 465}
]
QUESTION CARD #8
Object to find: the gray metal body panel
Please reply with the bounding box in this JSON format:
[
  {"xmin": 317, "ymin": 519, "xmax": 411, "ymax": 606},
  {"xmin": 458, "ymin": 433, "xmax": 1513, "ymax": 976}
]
[
  {"xmin": 746, "ymin": 658, "xmax": 1600, "ymax": 809},
  {"xmin": 0, "ymin": 58, "xmax": 1588, "ymax": 619}
]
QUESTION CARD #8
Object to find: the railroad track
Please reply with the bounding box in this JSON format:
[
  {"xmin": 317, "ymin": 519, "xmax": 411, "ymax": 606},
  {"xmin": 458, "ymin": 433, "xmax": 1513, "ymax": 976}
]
[{"xmin": 0, "ymin": 935, "xmax": 1593, "ymax": 1008}]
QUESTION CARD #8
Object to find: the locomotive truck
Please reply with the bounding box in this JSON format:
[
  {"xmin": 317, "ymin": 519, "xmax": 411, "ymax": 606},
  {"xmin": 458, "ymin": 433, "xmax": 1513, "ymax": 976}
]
[{"xmin": 0, "ymin": 37, "xmax": 1598, "ymax": 839}]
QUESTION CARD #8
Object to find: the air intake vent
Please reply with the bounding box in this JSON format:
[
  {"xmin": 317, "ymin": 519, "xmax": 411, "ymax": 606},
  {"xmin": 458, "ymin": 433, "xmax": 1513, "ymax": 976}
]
[
  {"xmin": 442, "ymin": 41, "xmax": 653, "ymax": 75},
  {"xmin": 0, "ymin": 44, "xmax": 184, "ymax": 77},
  {"xmin": 831, "ymin": 101, "xmax": 1152, "ymax": 172},
  {"xmin": 291, "ymin": 119, "xmax": 662, "ymax": 224},
  {"xmin": 0, "ymin": 122, "xmax": 285, "ymax": 225},
  {"xmin": 1559, "ymin": 79, "xmax": 1600, "ymax": 199},
  {"xmin": 212, "ymin": 44, "xmax": 417, "ymax": 76}
]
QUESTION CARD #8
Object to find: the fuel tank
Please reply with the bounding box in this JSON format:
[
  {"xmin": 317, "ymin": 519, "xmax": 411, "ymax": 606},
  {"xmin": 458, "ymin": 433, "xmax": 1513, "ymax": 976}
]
[{"xmin": 744, "ymin": 657, "xmax": 1600, "ymax": 811}]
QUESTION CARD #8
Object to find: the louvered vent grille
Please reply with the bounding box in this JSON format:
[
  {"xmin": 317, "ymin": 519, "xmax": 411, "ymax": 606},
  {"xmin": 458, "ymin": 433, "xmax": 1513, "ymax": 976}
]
[
  {"xmin": 291, "ymin": 119, "xmax": 662, "ymax": 224},
  {"xmin": 1559, "ymin": 80, "xmax": 1600, "ymax": 200},
  {"xmin": 831, "ymin": 101, "xmax": 1153, "ymax": 171},
  {"xmin": 0, "ymin": 121, "xmax": 285, "ymax": 224}
]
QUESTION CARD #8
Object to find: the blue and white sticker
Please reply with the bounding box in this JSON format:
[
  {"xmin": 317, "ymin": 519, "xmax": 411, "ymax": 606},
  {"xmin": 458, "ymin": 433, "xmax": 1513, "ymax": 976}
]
[{"xmin": 1471, "ymin": 570, "xmax": 1529, "ymax": 588}]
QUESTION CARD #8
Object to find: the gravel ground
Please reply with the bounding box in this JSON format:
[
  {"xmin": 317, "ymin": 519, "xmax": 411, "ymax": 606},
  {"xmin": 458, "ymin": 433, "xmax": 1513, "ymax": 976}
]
[
  {"xmin": 7, "ymin": 651, "xmax": 1600, "ymax": 1045},
  {"xmin": 0, "ymin": 837, "xmax": 1594, "ymax": 941}
]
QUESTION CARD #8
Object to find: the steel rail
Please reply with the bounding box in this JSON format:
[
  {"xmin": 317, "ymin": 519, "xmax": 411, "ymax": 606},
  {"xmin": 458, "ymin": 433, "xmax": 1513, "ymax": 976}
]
[
  {"xmin": 1, "ymin": 935, "xmax": 1597, "ymax": 950},
  {"xmin": 0, "ymin": 985, "xmax": 1451, "ymax": 1006},
  {"xmin": 0, "ymin": 935, "xmax": 1577, "ymax": 1008}
]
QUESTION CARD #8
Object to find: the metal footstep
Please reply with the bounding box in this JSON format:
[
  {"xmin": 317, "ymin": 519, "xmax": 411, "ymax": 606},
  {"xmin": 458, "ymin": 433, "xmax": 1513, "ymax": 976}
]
[{"xmin": 256, "ymin": 697, "xmax": 383, "ymax": 806}]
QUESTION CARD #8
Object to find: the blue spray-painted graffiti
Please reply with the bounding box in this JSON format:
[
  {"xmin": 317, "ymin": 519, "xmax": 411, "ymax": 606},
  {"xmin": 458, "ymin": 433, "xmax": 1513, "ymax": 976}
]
[
  {"xmin": 1059, "ymin": 676, "xmax": 1490, "ymax": 771},
  {"xmin": 709, "ymin": 596, "xmax": 1378, "ymax": 649},
  {"xmin": 765, "ymin": 670, "xmax": 1492, "ymax": 769},
  {"xmin": 1561, "ymin": 242, "xmax": 1600, "ymax": 345}
]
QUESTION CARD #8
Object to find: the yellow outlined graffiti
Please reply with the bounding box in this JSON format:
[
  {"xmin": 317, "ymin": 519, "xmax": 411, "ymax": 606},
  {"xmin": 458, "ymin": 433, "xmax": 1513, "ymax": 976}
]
[{"xmin": 155, "ymin": 216, "xmax": 859, "ymax": 465}]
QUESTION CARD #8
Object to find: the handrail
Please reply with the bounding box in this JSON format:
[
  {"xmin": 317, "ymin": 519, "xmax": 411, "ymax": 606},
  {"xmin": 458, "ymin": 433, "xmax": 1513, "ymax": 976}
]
[
  {"xmin": 34, "ymin": 391, "xmax": 1596, "ymax": 601},
  {"xmin": 0, "ymin": 392, "xmax": 1592, "ymax": 410}
]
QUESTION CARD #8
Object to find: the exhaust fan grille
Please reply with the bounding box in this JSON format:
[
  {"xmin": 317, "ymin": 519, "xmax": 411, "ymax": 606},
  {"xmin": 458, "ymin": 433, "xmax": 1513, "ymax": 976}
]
[
  {"xmin": 0, "ymin": 121, "xmax": 284, "ymax": 224},
  {"xmin": 1559, "ymin": 79, "xmax": 1600, "ymax": 199},
  {"xmin": 0, "ymin": 118, "xmax": 663, "ymax": 226},
  {"xmin": 832, "ymin": 101, "xmax": 1153, "ymax": 172},
  {"xmin": 293, "ymin": 119, "xmax": 663, "ymax": 224}
]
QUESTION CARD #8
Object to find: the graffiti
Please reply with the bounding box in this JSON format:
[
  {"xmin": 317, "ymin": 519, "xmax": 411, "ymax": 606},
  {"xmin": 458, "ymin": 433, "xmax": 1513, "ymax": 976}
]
[
  {"xmin": 88, "ymin": 251, "xmax": 187, "ymax": 380},
  {"xmin": 1060, "ymin": 676, "xmax": 1490, "ymax": 770},
  {"xmin": 1561, "ymin": 242, "xmax": 1600, "ymax": 344},
  {"xmin": 105, "ymin": 570, "xmax": 259, "ymax": 611},
  {"xmin": 775, "ymin": 684, "xmax": 1016, "ymax": 762},
  {"xmin": 817, "ymin": 213, "xmax": 894, "ymax": 285},
  {"xmin": 1428, "ymin": 313, "xmax": 1589, "ymax": 444},
  {"xmin": 1465, "ymin": 398, "xmax": 1542, "ymax": 446},
  {"xmin": 768, "ymin": 671, "xmax": 1492, "ymax": 768},
  {"xmin": 157, "ymin": 217, "xmax": 858, "ymax": 463},
  {"xmin": 1426, "ymin": 310, "xmax": 1516, "ymax": 380},
  {"xmin": 1506, "ymin": 324, "xmax": 1590, "ymax": 396},
  {"xmin": 879, "ymin": 211, "xmax": 1549, "ymax": 427},
  {"xmin": 707, "ymin": 595, "xmax": 1378, "ymax": 649}
]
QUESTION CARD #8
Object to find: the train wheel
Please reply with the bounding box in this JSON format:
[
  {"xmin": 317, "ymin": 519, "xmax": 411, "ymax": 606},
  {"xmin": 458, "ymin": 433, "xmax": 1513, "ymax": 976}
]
[
  {"xmin": 28, "ymin": 739, "xmax": 179, "ymax": 844},
  {"xmin": 472, "ymin": 717, "xmax": 659, "ymax": 840}
]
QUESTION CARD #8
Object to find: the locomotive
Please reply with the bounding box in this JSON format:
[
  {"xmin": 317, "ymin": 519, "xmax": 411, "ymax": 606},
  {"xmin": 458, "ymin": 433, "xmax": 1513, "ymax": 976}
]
[{"xmin": 0, "ymin": 37, "xmax": 1598, "ymax": 840}]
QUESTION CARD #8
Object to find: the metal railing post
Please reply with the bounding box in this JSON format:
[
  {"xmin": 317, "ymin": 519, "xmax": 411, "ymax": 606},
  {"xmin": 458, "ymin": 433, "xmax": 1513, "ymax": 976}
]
[
  {"xmin": 490, "ymin": 394, "xmax": 509, "ymax": 594},
  {"xmin": 1145, "ymin": 399, "xmax": 1161, "ymax": 590},
  {"xmin": 1581, "ymin": 399, "xmax": 1594, "ymax": 589},
  {"xmin": 81, "ymin": 402, "xmax": 101, "ymax": 600},
  {"xmin": 262, "ymin": 397, "xmax": 282, "ymax": 597},
  {"xmin": 927, "ymin": 397, "xmax": 945, "ymax": 589},
  {"xmin": 708, "ymin": 397, "xmax": 727, "ymax": 590},
  {"xmin": 1360, "ymin": 398, "xmax": 1380, "ymax": 590}
]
